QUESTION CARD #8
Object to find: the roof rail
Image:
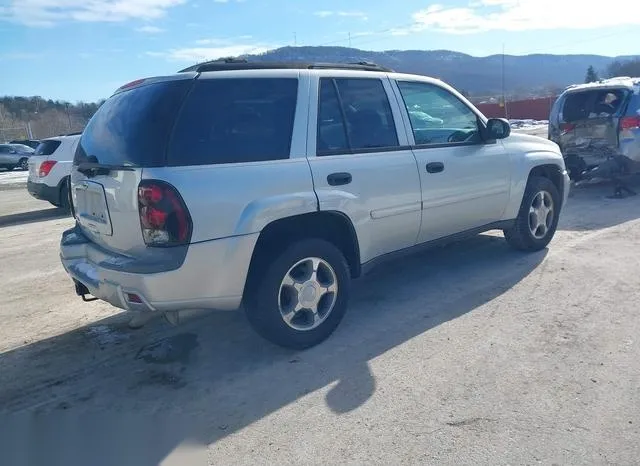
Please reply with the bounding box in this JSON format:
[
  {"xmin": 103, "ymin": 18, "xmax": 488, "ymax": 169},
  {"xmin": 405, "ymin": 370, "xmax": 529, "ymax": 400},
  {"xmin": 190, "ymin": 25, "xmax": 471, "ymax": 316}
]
[
  {"xmin": 178, "ymin": 60, "xmax": 393, "ymax": 73},
  {"xmin": 58, "ymin": 131, "xmax": 83, "ymax": 137}
]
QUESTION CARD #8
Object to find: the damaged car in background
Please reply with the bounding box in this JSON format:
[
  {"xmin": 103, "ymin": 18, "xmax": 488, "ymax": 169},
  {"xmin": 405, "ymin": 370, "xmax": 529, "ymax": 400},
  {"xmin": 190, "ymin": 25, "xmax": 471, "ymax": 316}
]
[{"xmin": 548, "ymin": 77, "xmax": 640, "ymax": 196}]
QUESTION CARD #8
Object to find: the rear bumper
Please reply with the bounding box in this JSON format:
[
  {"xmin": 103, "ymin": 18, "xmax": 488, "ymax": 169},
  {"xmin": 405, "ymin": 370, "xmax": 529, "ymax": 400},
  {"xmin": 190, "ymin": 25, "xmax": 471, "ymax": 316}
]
[
  {"xmin": 60, "ymin": 225, "xmax": 258, "ymax": 313},
  {"xmin": 27, "ymin": 180, "xmax": 60, "ymax": 204}
]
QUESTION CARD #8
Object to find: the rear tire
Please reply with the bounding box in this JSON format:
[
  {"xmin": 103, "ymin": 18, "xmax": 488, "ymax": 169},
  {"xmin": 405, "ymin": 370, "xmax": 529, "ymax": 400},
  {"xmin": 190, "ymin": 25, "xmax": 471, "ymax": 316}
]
[
  {"xmin": 58, "ymin": 178, "xmax": 71, "ymax": 213},
  {"xmin": 503, "ymin": 176, "xmax": 561, "ymax": 251},
  {"xmin": 245, "ymin": 238, "xmax": 351, "ymax": 349}
]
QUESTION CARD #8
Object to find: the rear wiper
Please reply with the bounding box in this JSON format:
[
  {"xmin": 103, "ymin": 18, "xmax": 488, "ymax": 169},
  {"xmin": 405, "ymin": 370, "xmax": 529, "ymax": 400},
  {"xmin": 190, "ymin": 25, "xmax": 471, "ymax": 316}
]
[{"xmin": 77, "ymin": 162, "xmax": 137, "ymax": 177}]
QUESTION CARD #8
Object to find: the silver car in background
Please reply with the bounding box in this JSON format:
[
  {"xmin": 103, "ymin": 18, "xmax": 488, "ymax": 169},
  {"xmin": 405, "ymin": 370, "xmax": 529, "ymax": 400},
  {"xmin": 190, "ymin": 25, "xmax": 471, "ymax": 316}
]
[{"xmin": 0, "ymin": 143, "xmax": 33, "ymax": 170}]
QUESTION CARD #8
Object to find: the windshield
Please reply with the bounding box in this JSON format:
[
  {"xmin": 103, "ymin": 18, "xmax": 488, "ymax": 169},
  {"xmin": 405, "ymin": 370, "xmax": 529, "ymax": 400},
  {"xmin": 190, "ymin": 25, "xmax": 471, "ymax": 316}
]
[{"xmin": 75, "ymin": 79, "xmax": 192, "ymax": 167}]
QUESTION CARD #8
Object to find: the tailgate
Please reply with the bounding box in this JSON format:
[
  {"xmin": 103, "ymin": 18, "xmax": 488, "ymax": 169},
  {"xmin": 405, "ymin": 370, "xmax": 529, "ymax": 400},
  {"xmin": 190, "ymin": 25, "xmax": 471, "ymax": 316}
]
[
  {"xmin": 560, "ymin": 117, "xmax": 619, "ymax": 159},
  {"xmin": 27, "ymin": 155, "xmax": 46, "ymax": 181},
  {"xmin": 71, "ymin": 168, "xmax": 145, "ymax": 256}
]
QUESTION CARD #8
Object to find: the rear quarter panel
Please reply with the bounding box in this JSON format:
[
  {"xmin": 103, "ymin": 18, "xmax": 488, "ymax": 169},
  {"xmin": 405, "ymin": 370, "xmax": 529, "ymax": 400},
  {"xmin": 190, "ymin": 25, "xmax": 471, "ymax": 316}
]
[
  {"xmin": 142, "ymin": 70, "xmax": 318, "ymax": 243},
  {"xmin": 142, "ymin": 160, "xmax": 318, "ymax": 242}
]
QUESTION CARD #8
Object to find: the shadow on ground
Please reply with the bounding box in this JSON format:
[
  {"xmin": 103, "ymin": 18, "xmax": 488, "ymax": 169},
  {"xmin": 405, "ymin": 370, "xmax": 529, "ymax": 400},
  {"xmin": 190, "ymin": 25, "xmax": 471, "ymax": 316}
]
[
  {"xmin": 0, "ymin": 234, "xmax": 547, "ymax": 465},
  {"xmin": 0, "ymin": 207, "xmax": 69, "ymax": 228},
  {"xmin": 559, "ymin": 175, "xmax": 640, "ymax": 231}
]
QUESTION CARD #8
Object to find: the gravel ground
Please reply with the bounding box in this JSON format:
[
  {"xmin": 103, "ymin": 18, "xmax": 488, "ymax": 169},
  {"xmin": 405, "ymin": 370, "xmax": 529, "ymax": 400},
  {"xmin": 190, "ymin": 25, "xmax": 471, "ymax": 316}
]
[{"xmin": 0, "ymin": 154, "xmax": 639, "ymax": 465}]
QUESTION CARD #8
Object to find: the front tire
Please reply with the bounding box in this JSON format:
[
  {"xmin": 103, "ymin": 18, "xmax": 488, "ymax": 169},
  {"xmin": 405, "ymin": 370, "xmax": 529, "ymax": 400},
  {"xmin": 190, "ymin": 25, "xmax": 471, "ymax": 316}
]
[
  {"xmin": 503, "ymin": 176, "xmax": 561, "ymax": 251},
  {"xmin": 245, "ymin": 239, "xmax": 351, "ymax": 349},
  {"xmin": 18, "ymin": 158, "xmax": 29, "ymax": 170}
]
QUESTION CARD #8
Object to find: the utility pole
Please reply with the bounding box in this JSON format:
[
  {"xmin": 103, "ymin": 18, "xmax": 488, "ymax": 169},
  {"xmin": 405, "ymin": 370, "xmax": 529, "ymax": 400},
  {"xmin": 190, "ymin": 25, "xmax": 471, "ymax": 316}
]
[
  {"xmin": 65, "ymin": 103, "xmax": 72, "ymax": 132},
  {"xmin": 501, "ymin": 43, "xmax": 509, "ymax": 119},
  {"xmin": 348, "ymin": 32, "xmax": 352, "ymax": 47},
  {"xmin": 294, "ymin": 32, "xmax": 297, "ymax": 46}
]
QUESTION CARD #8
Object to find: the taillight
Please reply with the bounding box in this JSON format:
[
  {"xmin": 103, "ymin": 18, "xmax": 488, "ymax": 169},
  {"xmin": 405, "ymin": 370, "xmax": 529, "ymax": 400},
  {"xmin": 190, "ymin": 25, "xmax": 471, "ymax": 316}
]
[
  {"xmin": 137, "ymin": 180, "xmax": 192, "ymax": 247},
  {"xmin": 39, "ymin": 160, "xmax": 57, "ymax": 177},
  {"xmin": 620, "ymin": 116, "xmax": 640, "ymax": 130},
  {"xmin": 560, "ymin": 123, "xmax": 575, "ymax": 133}
]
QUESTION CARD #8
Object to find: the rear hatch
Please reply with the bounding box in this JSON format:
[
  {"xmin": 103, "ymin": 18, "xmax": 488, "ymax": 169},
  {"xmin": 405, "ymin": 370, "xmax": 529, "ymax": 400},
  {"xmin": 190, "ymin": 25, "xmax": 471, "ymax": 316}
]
[
  {"xmin": 558, "ymin": 87, "xmax": 630, "ymax": 162},
  {"xmin": 29, "ymin": 139, "xmax": 62, "ymax": 181},
  {"xmin": 71, "ymin": 75, "xmax": 194, "ymax": 256}
]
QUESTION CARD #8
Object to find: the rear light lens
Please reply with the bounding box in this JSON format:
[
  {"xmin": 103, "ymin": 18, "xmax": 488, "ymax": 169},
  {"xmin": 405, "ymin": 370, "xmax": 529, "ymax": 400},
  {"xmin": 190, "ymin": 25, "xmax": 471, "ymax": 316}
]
[
  {"xmin": 620, "ymin": 116, "xmax": 640, "ymax": 130},
  {"xmin": 560, "ymin": 123, "xmax": 575, "ymax": 133},
  {"xmin": 39, "ymin": 160, "xmax": 57, "ymax": 177},
  {"xmin": 137, "ymin": 180, "xmax": 192, "ymax": 247}
]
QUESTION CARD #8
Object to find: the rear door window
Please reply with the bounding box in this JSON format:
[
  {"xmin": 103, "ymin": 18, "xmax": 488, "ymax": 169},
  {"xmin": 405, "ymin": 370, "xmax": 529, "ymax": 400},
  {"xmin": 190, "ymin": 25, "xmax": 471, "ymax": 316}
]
[
  {"xmin": 35, "ymin": 140, "xmax": 61, "ymax": 156},
  {"xmin": 75, "ymin": 79, "xmax": 192, "ymax": 166},
  {"xmin": 167, "ymin": 78, "xmax": 299, "ymax": 166},
  {"xmin": 316, "ymin": 78, "xmax": 399, "ymax": 155}
]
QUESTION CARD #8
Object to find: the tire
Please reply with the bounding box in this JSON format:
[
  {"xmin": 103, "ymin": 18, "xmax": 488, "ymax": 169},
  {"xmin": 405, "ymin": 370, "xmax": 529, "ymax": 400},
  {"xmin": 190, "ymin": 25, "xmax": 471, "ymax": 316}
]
[
  {"xmin": 58, "ymin": 178, "xmax": 71, "ymax": 213},
  {"xmin": 503, "ymin": 176, "xmax": 561, "ymax": 251},
  {"xmin": 18, "ymin": 158, "xmax": 28, "ymax": 170},
  {"xmin": 245, "ymin": 238, "xmax": 351, "ymax": 349}
]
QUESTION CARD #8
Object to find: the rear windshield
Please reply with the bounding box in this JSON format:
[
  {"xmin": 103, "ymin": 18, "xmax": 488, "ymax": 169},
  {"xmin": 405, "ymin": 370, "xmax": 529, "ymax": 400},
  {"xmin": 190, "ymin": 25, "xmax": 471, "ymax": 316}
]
[
  {"xmin": 74, "ymin": 79, "xmax": 191, "ymax": 166},
  {"xmin": 561, "ymin": 88, "xmax": 629, "ymax": 122},
  {"xmin": 167, "ymin": 78, "xmax": 298, "ymax": 166},
  {"xmin": 35, "ymin": 140, "xmax": 61, "ymax": 156}
]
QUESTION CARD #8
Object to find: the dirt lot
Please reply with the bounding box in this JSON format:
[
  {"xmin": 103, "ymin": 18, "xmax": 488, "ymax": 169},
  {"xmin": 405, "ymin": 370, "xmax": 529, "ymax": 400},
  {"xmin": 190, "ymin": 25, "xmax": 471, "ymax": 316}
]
[{"xmin": 1, "ymin": 165, "xmax": 639, "ymax": 465}]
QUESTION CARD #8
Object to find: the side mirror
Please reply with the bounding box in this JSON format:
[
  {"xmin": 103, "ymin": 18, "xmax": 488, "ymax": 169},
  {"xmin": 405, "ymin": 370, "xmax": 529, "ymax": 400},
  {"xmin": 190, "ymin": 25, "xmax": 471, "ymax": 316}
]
[{"xmin": 485, "ymin": 118, "xmax": 511, "ymax": 140}]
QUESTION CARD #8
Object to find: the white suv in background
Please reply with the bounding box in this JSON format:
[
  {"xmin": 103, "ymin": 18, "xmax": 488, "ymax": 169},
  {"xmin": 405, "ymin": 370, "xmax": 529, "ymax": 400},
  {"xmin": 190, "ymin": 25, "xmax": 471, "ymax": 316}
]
[
  {"xmin": 28, "ymin": 133, "xmax": 81, "ymax": 210},
  {"xmin": 60, "ymin": 61, "xmax": 570, "ymax": 349}
]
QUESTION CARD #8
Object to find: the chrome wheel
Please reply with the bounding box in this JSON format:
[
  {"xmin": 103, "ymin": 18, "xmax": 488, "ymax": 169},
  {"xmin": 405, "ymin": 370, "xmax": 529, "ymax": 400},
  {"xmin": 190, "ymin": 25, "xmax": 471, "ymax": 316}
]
[
  {"xmin": 278, "ymin": 257, "xmax": 338, "ymax": 331},
  {"xmin": 528, "ymin": 190, "xmax": 554, "ymax": 239}
]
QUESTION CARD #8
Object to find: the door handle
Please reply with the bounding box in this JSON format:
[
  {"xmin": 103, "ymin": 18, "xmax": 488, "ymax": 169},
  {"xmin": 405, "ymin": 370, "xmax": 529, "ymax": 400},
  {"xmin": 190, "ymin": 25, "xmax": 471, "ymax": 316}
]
[
  {"xmin": 426, "ymin": 162, "xmax": 444, "ymax": 174},
  {"xmin": 327, "ymin": 172, "xmax": 352, "ymax": 186}
]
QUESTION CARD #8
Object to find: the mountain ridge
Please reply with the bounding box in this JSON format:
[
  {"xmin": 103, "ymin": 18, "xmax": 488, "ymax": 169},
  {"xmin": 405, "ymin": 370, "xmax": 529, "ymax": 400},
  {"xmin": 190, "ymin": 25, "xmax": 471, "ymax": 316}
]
[{"xmin": 239, "ymin": 46, "xmax": 639, "ymax": 97}]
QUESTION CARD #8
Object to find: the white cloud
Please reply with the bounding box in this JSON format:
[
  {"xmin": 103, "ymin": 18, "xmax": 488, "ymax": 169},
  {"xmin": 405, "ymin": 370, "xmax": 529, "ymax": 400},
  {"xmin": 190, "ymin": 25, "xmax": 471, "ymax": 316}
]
[
  {"xmin": 148, "ymin": 42, "xmax": 273, "ymax": 62},
  {"xmin": 412, "ymin": 1, "xmax": 640, "ymax": 34},
  {"xmin": 136, "ymin": 25, "xmax": 165, "ymax": 33},
  {"xmin": 1, "ymin": 0, "xmax": 185, "ymax": 27},
  {"xmin": 314, "ymin": 10, "xmax": 368, "ymax": 20}
]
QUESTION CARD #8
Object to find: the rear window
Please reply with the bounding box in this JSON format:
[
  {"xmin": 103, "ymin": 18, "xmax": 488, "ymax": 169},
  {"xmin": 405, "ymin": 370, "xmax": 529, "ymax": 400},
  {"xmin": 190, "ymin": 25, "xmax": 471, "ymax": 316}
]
[
  {"xmin": 74, "ymin": 79, "xmax": 191, "ymax": 166},
  {"xmin": 35, "ymin": 140, "xmax": 61, "ymax": 156},
  {"xmin": 561, "ymin": 89, "xmax": 629, "ymax": 122},
  {"xmin": 167, "ymin": 78, "xmax": 298, "ymax": 166}
]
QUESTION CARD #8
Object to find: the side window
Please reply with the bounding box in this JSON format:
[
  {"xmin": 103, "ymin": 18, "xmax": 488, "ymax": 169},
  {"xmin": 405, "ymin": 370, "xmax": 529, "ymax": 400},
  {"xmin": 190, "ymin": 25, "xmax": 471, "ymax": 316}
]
[
  {"xmin": 397, "ymin": 81, "xmax": 481, "ymax": 146},
  {"xmin": 317, "ymin": 78, "xmax": 399, "ymax": 155},
  {"xmin": 0, "ymin": 146, "xmax": 8, "ymax": 154},
  {"xmin": 168, "ymin": 78, "xmax": 298, "ymax": 166}
]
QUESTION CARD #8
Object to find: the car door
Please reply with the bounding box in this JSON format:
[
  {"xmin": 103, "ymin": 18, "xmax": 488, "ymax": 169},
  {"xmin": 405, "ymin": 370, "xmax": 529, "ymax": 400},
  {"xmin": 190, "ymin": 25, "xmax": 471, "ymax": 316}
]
[
  {"xmin": 306, "ymin": 74, "xmax": 422, "ymax": 264},
  {"xmin": 391, "ymin": 79, "xmax": 511, "ymax": 243}
]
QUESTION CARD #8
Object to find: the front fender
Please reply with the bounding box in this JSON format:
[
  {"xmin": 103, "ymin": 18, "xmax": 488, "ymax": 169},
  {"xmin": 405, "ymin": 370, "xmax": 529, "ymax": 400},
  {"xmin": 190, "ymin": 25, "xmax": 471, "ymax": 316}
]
[{"xmin": 503, "ymin": 149, "xmax": 568, "ymax": 220}]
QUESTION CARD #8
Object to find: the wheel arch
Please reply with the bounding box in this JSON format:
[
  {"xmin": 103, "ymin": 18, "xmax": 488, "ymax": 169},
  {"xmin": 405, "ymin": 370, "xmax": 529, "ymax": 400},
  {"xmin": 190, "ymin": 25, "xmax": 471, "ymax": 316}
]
[{"xmin": 243, "ymin": 210, "xmax": 362, "ymax": 300}]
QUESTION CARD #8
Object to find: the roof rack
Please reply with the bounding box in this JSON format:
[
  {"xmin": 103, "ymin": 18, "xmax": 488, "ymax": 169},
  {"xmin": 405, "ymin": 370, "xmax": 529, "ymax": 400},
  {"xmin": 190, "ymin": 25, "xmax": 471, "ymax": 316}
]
[{"xmin": 178, "ymin": 59, "xmax": 394, "ymax": 73}]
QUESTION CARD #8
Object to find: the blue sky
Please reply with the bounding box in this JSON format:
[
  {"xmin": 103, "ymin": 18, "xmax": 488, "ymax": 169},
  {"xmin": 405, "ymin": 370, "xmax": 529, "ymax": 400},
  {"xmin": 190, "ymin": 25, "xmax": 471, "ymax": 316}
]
[{"xmin": 1, "ymin": 0, "xmax": 639, "ymax": 102}]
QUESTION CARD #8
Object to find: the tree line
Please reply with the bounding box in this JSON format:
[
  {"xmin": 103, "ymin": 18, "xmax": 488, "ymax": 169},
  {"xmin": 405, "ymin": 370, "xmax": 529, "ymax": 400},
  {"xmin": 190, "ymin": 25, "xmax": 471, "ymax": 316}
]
[
  {"xmin": 0, "ymin": 96, "xmax": 104, "ymax": 142},
  {"xmin": 585, "ymin": 58, "xmax": 640, "ymax": 83}
]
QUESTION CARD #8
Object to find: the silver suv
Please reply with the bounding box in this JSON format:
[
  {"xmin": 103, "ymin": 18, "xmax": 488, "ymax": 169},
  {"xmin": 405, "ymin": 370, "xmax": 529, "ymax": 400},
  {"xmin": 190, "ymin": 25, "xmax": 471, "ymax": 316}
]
[{"xmin": 60, "ymin": 61, "xmax": 570, "ymax": 349}]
